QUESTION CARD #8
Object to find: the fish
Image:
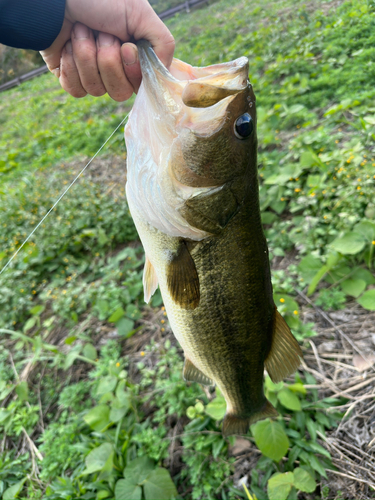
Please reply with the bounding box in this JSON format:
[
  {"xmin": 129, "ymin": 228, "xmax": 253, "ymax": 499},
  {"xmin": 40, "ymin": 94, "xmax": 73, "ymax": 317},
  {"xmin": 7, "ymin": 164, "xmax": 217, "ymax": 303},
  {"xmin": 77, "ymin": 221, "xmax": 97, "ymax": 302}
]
[{"xmin": 125, "ymin": 40, "xmax": 302, "ymax": 436}]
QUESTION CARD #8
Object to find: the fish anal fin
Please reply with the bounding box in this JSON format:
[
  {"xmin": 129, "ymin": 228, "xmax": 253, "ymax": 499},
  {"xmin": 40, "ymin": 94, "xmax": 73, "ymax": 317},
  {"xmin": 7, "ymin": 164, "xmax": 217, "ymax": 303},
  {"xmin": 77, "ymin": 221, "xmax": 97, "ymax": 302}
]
[
  {"xmin": 183, "ymin": 358, "xmax": 213, "ymax": 386},
  {"xmin": 167, "ymin": 241, "xmax": 200, "ymax": 309},
  {"xmin": 265, "ymin": 309, "xmax": 303, "ymax": 383},
  {"xmin": 143, "ymin": 256, "xmax": 158, "ymax": 304},
  {"xmin": 222, "ymin": 401, "xmax": 278, "ymax": 437}
]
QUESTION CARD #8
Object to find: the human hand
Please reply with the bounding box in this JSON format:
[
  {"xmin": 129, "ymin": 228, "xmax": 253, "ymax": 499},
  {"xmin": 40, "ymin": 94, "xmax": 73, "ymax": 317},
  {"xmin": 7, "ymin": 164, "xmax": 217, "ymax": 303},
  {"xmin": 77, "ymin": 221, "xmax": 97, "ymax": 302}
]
[{"xmin": 40, "ymin": 0, "xmax": 175, "ymax": 101}]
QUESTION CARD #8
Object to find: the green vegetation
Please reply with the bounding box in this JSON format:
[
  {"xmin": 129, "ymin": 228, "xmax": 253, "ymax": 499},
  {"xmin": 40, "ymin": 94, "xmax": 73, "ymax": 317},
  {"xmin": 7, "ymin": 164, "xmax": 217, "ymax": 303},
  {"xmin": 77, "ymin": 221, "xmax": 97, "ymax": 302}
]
[{"xmin": 1, "ymin": 0, "xmax": 374, "ymax": 498}]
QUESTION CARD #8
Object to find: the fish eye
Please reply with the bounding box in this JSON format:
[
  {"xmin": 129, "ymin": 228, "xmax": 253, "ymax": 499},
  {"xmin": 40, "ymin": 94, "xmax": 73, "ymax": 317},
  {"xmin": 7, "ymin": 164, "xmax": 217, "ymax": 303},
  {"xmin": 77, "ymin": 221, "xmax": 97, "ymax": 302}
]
[{"xmin": 234, "ymin": 113, "xmax": 253, "ymax": 139}]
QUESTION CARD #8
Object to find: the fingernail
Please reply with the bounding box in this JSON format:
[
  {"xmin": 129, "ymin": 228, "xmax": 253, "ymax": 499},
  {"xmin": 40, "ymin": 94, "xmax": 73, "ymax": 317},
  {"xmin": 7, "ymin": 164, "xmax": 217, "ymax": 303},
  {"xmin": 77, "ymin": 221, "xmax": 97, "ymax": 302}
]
[
  {"xmin": 51, "ymin": 67, "xmax": 60, "ymax": 78},
  {"xmin": 122, "ymin": 47, "xmax": 136, "ymax": 66},
  {"xmin": 66, "ymin": 41, "xmax": 73, "ymax": 54},
  {"xmin": 74, "ymin": 23, "xmax": 89, "ymax": 40},
  {"xmin": 98, "ymin": 32, "xmax": 114, "ymax": 47}
]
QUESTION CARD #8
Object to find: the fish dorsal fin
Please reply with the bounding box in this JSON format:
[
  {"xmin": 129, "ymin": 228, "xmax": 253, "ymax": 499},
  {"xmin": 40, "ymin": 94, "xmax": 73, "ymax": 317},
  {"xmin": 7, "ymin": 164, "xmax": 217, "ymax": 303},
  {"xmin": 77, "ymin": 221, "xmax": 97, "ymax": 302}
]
[
  {"xmin": 143, "ymin": 255, "xmax": 158, "ymax": 303},
  {"xmin": 265, "ymin": 309, "xmax": 303, "ymax": 383},
  {"xmin": 183, "ymin": 358, "xmax": 213, "ymax": 386},
  {"xmin": 167, "ymin": 241, "xmax": 200, "ymax": 309}
]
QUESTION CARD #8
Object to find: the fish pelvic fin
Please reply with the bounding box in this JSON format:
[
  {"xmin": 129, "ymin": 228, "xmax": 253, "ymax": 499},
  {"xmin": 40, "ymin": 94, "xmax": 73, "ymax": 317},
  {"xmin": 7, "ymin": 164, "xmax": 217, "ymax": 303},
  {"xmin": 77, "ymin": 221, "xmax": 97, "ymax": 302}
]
[
  {"xmin": 265, "ymin": 308, "xmax": 303, "ymax": 384},
  {"xmin": 183, "ymin": 358, "xmax": 213, "ymax": 386},
  {"xmin": 167, "ymin": 241, "xmax": 200, "ymax": 309},
  {"xmin": 222, "ymin": 400, "xmax": 278, "ymax": 437},
  {"xmin": 143, "ymin": 256, "xmax": 158, "ymax": 303}
]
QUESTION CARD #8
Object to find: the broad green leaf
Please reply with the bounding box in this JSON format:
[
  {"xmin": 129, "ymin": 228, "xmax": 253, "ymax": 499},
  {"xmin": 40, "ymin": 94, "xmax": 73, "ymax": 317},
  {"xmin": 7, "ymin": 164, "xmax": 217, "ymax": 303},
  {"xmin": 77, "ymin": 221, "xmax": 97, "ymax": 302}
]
[
  {"xmin": 114, "ymin": 479, "xmax": 142, "ymax": 500},
  {"xmin": 116, "ymin": 380, "xmax": 131, "ymax": 406},
  {"xmin": 84, "ymin": 443, "xmax": 113, "ymax": 474},
  {"xmin": 265, "ymin": 376, "xmax": 284, "ymax": 393},
  {"xmin": 340, "ymin": 278, "xmax": 366, "ymax": 298},
  {"xmin": 29, "ymin": 305, "xmax": 45, "ymax": 316},
  {"xmin": 23, "ymin": 316, "xmax": 37, "ymax": 332},
  {"xmin": 330, "ymin": 232, "xmax": 366, "ymax": 255},
  {"xmin": 293, "ymin": 468, "xmax": 316, "ymax": 493},
  {"xmin": 307, "ymin": 252, "xmax": 341, "ymax": 295},
  {"xmin": 96, "ymin": 375, "xmax": 117, "ymax": 395},
  {"xmin": 83, "ymin": 343, "xmax": 97, "ymax": 361},
  {"xmin": 15, "ymin": 381, "xmax": 28, "ymax": 401},
  {"xmin": 116, "ymin": 317, "xmax": 135, "ymax": 337},
  {"xmin": 351, "ymin": 268, "xmax": 375, "ymax": 285},
  {"xmin": 355, "ymin": 220, "xmax": 375, "ymax": 241},
  {"xmin": 3, "ymin": 478, "xmax": 26, "ymax": 499},
  {"xmin": 297, "ymin": 255, "xmax": 322, "ymax": 282},
  {"xmin": 83, "ymin": 404, "xmax": 110, "ymax": 432},
  {"xmin": 110, "ymin": 397, "xmax": 129, "ymax": 422},
  {"xmin": 124, "ymin": 457, "xmax": 155, "ymax": 484},
  {"xmin": 108, "ymin": 307, "xmax": 125, "ymax": 323},
  {"xmin": 357, "ymin": 289, "xmax": 375, "ymax": 311},
  {"xmin": 98, "ymin": 448, "xmax": 115, "ymax": 481},
  {"xmin": 205, "ymin": 396, "xmax": 226, "ymax": 420},
  {"xmin": 143, "ymin": 467, "xmax": 178, "ymax": 500},
  {"xmin": 267, "ymin": 472, "xmax": 294, "ymax": 500},
  {"xmin": 277, "ymin": 388, "xmax": 301, "ymax": 411},
  {"xmin": 251, "ymin": 419, "xmax": 289, "ymax": 461}
]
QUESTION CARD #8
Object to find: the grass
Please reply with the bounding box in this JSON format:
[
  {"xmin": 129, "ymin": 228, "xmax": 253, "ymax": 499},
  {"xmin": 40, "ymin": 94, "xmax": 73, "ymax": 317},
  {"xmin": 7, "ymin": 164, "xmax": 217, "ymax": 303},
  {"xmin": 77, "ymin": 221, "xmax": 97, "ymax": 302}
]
[{"xmin": 0, "ymin": 0, "xmax": 374, "ymax": 498}]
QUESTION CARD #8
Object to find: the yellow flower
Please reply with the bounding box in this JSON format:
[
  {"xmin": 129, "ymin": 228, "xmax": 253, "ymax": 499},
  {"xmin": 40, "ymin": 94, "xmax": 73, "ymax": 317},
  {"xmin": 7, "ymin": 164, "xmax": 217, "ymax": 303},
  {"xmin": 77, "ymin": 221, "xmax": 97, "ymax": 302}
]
[
  {"xmin": 280, "ymin": 298, "xmax": 285, "ymax": 303},
  {"xmin": 323, "ymin": 215, "xmax": 327, "ymax": 219},
  {"xmin": 62, "ymin": 290, "xmax": 67, "ymax": 294},
  {"xmin": 140, "ymin": 351, "xmax": 145, "ymax": 356},
  {"xmin": 293, "ymin": 310, "xmax": 298, "ymax": 315},
  {"xmin": 32, "ymin": 290, "xmax": 36, "ymax": 294},
  {"xmin": 372, "ymin": 241, "xmax": 375, "ymax": 245},
  {"xmin": 310, "ymin": 192, "xmax": 316, "ymax": 197},
  {"xmin": 161, "ymin": 327, "xmax": 165, "ymax": 332},
  {"xmin": 335, "ymin": 140, "xmax": 339, "ymax": 144},
  {"xmin": 295, "ymin": 188, "xmax": 301, "ymax": 193},
  {"xmin": 116, "ymin": 362, "xmax": 120, "ymax": 367},
  {"xmin": 357, "ymin": 186, "xmax": 361, "ymax": 190},
  {"xmin": 161, "ymin": 319, "xmax": 165, "ymax": 324}
]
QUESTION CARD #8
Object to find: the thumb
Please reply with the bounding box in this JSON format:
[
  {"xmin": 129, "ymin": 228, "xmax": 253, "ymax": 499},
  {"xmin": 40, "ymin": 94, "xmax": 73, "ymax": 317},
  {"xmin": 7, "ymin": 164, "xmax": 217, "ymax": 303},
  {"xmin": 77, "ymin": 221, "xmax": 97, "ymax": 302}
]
[{"xmin": 40, "ymin": 19, "xmax": 74, "ymax": 75}]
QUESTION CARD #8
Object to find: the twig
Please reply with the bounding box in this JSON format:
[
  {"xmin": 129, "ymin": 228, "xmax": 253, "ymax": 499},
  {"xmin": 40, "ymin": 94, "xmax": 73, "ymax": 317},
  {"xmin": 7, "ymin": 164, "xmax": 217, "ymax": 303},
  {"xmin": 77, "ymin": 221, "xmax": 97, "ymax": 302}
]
[
  {"xmin": 325, "ymin": 469, "xmax": 375, "ymax": 488},
  {"xmin": 309, "ymin": 340, "xmax": 325, "ymax": 375},
  {"xmin": 297, "ymin": 290, "xmax": 370, "ymax": 359}
]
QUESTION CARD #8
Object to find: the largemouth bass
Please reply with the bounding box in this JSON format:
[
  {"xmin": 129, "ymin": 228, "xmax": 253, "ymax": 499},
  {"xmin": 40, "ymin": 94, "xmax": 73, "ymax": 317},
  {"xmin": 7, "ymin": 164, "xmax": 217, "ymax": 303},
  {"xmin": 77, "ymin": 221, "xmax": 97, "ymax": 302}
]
[{"xmin": 125, "ymin": 40, "xmax": 302, "ymax": 436}]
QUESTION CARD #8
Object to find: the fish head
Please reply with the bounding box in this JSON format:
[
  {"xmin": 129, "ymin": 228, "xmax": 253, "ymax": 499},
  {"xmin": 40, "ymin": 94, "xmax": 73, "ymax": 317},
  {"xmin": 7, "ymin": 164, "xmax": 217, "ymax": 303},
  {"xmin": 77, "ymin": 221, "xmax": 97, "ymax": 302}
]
[{"xmin": 125, "ymin": 40, "xmax": 257, "ymax": 239}]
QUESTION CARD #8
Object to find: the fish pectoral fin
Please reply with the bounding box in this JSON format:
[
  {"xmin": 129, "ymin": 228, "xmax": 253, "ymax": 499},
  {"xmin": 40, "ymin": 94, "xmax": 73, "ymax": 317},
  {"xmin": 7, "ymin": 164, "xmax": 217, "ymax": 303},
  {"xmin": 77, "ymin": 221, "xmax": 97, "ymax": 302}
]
[
  {"xmin": 265, "ymin": 309, "xmax": 303, "ymax": 383},
  {"xmin": 143, "ymin": 256, "xmax": 158, "ymax": 304},
  {"xmin": 222, "ymin": 401, "xmax": 278, "ymax": 437},
  {"xmin": 183, "ymin": 358, "xmax": 213, "ymax": 386},
  {"xmin": 167, "ymin": 241, "xmax": 200, "ymax": 309}
]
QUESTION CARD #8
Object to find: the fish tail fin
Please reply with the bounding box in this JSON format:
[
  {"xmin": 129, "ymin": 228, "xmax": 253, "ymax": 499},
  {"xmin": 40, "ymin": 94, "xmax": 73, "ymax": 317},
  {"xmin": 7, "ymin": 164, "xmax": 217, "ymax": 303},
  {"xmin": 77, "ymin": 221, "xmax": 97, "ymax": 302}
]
[
  {"xmin": 222, "ymin": 400, "xmax": 278, "ymax": 437},
  {"xmin": 265, "ymin": 308, "xmax": 303, "ymax": 383}
]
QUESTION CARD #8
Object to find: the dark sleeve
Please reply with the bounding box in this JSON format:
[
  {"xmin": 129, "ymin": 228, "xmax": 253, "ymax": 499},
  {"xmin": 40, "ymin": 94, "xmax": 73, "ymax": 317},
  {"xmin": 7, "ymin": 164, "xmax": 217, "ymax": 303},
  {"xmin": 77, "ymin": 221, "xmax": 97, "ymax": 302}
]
[{"xmin": 0, "ymin": 0, "xmax": 66, "ymax": 51}]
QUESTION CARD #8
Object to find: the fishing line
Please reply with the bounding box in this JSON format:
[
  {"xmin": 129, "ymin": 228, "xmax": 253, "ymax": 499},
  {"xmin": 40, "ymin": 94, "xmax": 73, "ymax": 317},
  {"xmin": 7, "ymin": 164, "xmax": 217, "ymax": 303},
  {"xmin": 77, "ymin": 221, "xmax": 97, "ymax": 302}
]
[{"xmin": 0, "ymin": 114, "xmax": 129, "ymax": 276}]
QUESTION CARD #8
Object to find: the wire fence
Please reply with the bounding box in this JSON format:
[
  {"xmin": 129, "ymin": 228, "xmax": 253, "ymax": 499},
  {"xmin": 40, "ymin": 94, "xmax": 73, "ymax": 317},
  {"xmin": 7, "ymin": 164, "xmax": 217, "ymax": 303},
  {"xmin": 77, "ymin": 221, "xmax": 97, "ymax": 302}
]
[{"xmin": 0, "ymin": 0, "xmax": 212, "ymax": 93}]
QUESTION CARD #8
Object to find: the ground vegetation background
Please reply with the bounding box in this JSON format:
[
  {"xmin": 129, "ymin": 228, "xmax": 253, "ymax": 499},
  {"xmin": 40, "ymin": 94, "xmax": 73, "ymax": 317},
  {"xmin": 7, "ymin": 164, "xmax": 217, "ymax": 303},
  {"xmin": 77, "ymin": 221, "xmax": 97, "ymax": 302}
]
[{"xmin": 0, "ymin": 0, "xmax": 375, "ymax": 498}]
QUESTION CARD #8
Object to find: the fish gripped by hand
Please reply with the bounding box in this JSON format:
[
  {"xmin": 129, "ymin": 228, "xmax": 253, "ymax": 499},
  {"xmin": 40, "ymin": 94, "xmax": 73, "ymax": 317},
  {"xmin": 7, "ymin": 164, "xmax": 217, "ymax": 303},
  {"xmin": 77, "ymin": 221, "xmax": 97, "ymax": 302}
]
[{"xmin": 125, "ymin": 41, "xmax": 302, "ymax": 436}]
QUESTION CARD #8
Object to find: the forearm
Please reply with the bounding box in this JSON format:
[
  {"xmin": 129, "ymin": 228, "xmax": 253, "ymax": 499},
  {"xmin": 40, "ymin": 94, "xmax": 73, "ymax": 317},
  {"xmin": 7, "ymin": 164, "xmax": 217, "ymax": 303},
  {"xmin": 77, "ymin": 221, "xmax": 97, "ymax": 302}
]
[{"xmin": 0, "ymin": 0, "xmax": 65, "ymax": 50}]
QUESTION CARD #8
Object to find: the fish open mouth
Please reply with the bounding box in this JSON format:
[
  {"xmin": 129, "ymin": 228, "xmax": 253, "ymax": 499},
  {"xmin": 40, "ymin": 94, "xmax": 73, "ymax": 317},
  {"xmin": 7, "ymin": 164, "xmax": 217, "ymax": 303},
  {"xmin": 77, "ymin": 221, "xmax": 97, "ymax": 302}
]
[{"xmin": 137, "ymin": 39, "xmax": 249, "ymax": 115}]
